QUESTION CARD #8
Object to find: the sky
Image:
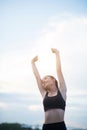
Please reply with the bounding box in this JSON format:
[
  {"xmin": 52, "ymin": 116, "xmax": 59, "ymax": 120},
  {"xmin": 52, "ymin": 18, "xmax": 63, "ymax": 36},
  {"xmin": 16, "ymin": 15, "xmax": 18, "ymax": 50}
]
[{"xmin": 0, "ymin": 0, "xmax": 87, "ymax": 129}]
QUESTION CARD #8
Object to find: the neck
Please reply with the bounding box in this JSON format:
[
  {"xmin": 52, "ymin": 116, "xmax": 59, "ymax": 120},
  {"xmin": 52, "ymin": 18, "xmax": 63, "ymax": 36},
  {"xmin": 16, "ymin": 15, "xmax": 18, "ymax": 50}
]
[{"xmin": 47, "ymin": 86, "xmax": 58, "ymax": 94}]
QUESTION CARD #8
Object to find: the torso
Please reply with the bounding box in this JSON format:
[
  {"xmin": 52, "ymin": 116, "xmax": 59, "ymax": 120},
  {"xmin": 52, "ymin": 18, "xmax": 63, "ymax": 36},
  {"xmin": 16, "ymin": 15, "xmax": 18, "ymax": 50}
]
[
  {"xmin": 43, "ymin": 89, "xmax": 66, "ymax": 124},
  {"xmin": 44, "ymin": 109, "xmax": 64, "ymax": 124}
]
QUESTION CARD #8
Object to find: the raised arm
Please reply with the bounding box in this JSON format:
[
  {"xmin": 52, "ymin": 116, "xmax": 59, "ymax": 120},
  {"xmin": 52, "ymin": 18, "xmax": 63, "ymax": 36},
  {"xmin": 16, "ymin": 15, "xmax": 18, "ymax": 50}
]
[
  {"xmin": 31, "ymin": 56, "xmax": 46, "ymax": 97},
  {"xmin": 51, "ymin": 48, "xmax": 67, "ymax": 99}
]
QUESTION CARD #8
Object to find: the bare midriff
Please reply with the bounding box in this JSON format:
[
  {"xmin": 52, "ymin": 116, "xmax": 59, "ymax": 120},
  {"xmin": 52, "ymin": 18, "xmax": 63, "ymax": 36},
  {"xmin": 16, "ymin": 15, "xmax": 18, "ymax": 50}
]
[{"xmin": 44, "ymin": 109, "xmax": 64, "ymax": 124}]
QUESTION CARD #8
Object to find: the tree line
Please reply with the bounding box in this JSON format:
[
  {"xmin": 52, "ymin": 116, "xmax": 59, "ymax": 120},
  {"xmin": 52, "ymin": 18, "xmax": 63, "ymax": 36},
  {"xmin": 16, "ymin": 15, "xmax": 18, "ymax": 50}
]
[{"xmin": 0, "ymin": 123, "xmax": 40, "ymax": 130}]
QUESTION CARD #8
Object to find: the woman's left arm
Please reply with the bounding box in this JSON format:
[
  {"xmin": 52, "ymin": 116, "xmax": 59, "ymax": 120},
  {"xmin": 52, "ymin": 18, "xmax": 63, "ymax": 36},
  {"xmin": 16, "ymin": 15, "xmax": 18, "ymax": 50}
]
[{"xmin": 51, "ymin": 48, "xmax": 67, "ymax": 99}]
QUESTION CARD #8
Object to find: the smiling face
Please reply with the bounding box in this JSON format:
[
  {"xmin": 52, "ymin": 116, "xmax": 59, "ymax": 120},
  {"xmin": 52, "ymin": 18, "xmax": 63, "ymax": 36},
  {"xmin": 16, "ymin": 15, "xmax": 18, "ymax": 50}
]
[{"xmin": 42, "ymin": 75, "xmax": 58, "ymax": 91}]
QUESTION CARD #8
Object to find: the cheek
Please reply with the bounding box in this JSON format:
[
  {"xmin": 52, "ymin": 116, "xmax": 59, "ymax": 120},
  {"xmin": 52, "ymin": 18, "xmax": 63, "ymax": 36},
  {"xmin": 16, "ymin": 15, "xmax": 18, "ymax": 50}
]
[
  {"xmin": 43, "ymin": 84, "xmax": 47, "ymax": 90},
  {"xmin": 42, "ymin": 82, "xmax": 45, "ymax": 87},
  {"xmin": 42, "ymin": 81, "xmax": 46, "ymax": 88},
  {"xmin": 42, "ymin": 82, "xmax": 48, "ymax": 89}
]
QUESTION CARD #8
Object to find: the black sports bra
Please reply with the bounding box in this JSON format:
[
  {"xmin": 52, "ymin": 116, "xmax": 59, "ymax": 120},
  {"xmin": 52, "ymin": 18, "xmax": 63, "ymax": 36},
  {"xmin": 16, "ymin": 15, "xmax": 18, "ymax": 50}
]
[{"xmin": 43, "ymin": 90, "xmax": 66, "ymax": 112}]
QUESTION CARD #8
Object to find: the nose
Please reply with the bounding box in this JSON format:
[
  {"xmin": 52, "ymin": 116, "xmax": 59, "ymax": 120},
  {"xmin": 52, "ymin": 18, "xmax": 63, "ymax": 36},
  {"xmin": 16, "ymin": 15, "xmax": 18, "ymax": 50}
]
[{"xmin": 42, "ymin": 79, "xmax": 47, "ymax": 85}]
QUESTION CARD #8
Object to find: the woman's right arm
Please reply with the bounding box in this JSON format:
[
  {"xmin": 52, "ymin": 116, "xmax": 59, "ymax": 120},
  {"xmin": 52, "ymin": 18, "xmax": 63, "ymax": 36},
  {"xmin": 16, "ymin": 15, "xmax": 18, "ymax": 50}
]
[{"xmin": 31, "ymin": 56, "xmax": 46, "ymax": 97}]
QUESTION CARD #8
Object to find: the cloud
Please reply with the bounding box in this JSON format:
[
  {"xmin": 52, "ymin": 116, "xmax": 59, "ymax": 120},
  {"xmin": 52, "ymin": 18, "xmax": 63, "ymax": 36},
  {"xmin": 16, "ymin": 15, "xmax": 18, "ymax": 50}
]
[
  {"xmin": 0, "ymin": 15, "xmax": 87, "ymax": 96},
  {"xmin": 0, "ymin": 102, "xmax": 8, "ymax": 110},
  {"xmin": 28, "ymin": 105, "xmax": 43, "ymax": 111},
  {"xmin": 32, "ymin": 15, "xmax": 87, "ymax": 93}
]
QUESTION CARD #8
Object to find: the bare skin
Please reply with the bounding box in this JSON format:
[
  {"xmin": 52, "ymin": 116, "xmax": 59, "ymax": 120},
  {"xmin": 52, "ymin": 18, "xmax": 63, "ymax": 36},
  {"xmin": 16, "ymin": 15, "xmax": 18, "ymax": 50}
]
[{"xmin": 31, "ymin": 48, "xmax": 67, "ymax": 124}]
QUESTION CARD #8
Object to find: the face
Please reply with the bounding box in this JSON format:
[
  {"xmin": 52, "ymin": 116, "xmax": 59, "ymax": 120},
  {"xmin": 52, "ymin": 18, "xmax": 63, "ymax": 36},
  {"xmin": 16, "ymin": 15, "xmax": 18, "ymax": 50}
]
[{"xmin": 42, "ymin": 76, "xmax": 56, "ymax": 90}]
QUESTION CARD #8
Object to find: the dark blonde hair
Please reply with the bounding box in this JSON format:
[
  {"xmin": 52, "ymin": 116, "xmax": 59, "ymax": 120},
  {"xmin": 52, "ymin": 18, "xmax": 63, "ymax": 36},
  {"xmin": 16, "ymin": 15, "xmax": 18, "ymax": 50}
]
[{"xmin": 44, "ymin": 75, "xmax": 58, "ymax": 89}]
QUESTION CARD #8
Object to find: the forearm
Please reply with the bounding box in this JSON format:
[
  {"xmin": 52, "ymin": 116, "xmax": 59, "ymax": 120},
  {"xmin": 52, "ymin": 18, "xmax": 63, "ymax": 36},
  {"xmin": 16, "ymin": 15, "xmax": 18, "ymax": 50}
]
[
  {"xmin": 55, "ymin": 52, "xmax": 62, "ymax": 73},
  {"xmin": 54, "ymin": 50, "xmax": 67, "ymax": 91},
  {"xmin": 55, "ymin": 53, "xmax": 64, "ymax": 84},
  {"xmin": 31, "ymin": 57, "xmax": 45, "ymax": 96},
  {"xmin": 31, "ymin": 61, "xmax": 41, "ymax": 80}
]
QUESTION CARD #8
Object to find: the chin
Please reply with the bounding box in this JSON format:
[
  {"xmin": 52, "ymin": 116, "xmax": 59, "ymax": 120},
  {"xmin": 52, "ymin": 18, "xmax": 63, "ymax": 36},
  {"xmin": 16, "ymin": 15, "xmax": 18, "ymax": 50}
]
[{"xmin": 45, "ymin": 86, "xmax": 50, "ymax": 91}]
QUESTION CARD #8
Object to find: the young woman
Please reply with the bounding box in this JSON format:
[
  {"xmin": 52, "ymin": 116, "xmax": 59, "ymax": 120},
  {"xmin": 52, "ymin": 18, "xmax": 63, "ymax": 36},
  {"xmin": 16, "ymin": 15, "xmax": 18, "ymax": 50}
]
[{"xmin": 31, "ymin": 48, "xmax": 67, "ymax": 130}]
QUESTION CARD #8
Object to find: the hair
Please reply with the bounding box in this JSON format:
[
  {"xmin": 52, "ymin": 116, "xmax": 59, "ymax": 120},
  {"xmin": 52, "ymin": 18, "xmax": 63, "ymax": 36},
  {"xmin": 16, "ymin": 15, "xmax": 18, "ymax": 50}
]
[{"xmin": 44, "ymin": 75, "xmax": 58, "ymax": 89}]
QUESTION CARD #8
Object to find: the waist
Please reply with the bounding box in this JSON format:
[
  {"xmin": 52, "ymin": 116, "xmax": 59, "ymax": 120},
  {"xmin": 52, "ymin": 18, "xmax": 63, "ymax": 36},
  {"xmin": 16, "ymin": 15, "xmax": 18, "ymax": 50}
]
[
  {"xmin": 44, "ymin": 109, "xmax": 64, "ymax": 124},
  {"xmin": 43, "ymin": 121, "xmax": 67, "ymax": 130}
]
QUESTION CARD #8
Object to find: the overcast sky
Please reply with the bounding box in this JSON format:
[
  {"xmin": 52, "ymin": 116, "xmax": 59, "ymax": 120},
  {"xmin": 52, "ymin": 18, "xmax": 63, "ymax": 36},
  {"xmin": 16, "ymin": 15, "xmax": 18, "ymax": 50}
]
[{"xmin": 0, "ymin": 0, "xmax": 87, "ymax": 129}]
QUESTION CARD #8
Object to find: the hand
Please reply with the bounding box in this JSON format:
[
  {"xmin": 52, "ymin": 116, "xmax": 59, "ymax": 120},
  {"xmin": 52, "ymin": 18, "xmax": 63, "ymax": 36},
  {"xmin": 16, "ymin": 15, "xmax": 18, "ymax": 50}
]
[
  {"xmin": 51, "ymin": 48, "xmax": 59, "ymax": 54},
  {"xmin": 32, "ymin": 56, "xmax": 38, "ymax": 63}
]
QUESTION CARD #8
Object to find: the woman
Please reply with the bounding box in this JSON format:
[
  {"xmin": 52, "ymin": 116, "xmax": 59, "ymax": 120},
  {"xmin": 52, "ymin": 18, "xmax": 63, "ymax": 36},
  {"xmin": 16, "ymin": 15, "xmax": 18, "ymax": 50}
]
[{"xmin": 31, "ymin": 48, "xmax": 67, "ymax": 130}]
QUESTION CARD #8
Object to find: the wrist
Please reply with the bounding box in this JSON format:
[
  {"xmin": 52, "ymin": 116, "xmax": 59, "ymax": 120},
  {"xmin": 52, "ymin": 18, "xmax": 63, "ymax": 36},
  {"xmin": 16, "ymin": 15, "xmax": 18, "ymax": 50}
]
[{"xmin": 31, "ymin": 60, "xmax": 35, "ymax": 64}]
